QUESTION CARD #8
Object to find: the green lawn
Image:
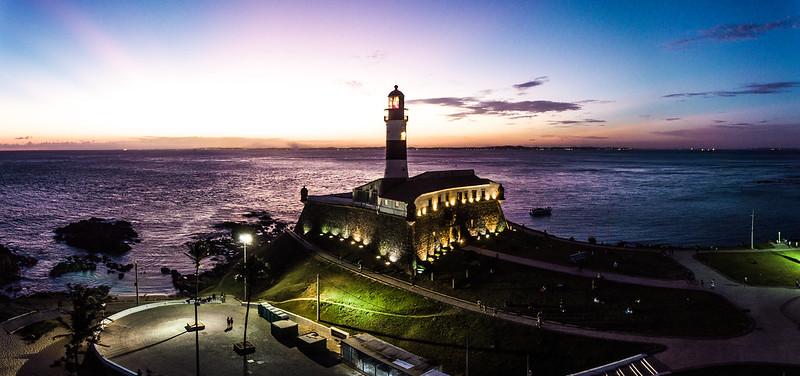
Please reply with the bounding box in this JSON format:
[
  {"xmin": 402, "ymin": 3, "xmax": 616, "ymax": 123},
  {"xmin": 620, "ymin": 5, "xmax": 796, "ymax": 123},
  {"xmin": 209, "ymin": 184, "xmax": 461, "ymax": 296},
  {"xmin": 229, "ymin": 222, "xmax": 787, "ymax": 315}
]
[
  {"xmin": 695, "ymin": 251, "xmax": 800, "ymax": 287},
  {"xmin": 257, "ymin": 255, "xmax": 659, "ymax": 375},
  {"xmin": 477, "ymin": 229, "xmax": 691, "ymax": 280},
  {"xmin": 414, "ymin": 249, "xmax": 751, "ymax": 338},
  {"xmin": 307, "ymin": 232, "xmax": 751, "ymax": 338},
  {"xmin": 15, "ymin": 319, "xmax": 60, "ymax": 343}
]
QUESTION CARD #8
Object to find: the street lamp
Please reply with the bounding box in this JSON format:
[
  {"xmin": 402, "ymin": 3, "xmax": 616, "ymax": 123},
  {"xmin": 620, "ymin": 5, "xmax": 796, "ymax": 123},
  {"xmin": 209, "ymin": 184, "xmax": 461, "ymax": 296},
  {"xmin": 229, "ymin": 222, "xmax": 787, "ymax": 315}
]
[{"xmin": 239, "ymin": 233, "xmax": 253, "ymax": 300}]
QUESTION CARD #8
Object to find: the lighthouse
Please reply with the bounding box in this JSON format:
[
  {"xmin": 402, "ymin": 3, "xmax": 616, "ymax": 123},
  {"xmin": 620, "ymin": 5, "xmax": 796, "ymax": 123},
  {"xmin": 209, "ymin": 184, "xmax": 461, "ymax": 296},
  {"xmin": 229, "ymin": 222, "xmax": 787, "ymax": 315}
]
[{"xmin": 384, "ymin": 85, "xmax": 408, "ymax": 179}]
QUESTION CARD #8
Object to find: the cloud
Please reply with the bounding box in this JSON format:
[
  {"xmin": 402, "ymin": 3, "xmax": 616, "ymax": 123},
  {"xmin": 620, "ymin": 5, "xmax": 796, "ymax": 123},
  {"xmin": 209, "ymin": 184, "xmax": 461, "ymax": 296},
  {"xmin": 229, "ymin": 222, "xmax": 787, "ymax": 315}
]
[
  {"xmin": 571, "ymin": 136, "xmax": 609, "ymax": 140},
  {"xmin": 513, "ymin": 76, "xmax": 548, "ymax": 90},
  {"xmin": 547, "ymin": 118, "xmax": 606, "ymax": 127},
  {"xmin": 14, "ymin": 136, "xmax": 33, "ymax": 140},
  {"xmin": 669, "ymin": 16, "xmax": 800, "ymax": 47},
  {"xmin": 407, "ymin": 96, "xmax": 581, "ymax": 120},
  {"xmin": 665, "ymin": 117, "xmax": 681, "ymax": 121},
  {"xmin": 664, "ymin": 81, "xmax": 800, "ymax": 98},
  {"xmin": 355, "ymin": 50, "xmax": 386, "ymax": 62},
  {"xmin": 576, "ymin": 99, "xmax": 615, "ymax": 104},
  {"xmin": 344, "ymin": 80, "xmax": 363, "ymax": 88}
]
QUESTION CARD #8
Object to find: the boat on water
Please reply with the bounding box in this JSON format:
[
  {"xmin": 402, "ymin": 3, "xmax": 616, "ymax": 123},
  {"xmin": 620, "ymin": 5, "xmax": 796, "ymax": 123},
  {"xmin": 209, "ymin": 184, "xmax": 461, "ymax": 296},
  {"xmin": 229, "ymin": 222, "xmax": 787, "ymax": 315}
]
[{"xmin": 529, "ymin": 207, "xmax": 552, "ymax": 217}]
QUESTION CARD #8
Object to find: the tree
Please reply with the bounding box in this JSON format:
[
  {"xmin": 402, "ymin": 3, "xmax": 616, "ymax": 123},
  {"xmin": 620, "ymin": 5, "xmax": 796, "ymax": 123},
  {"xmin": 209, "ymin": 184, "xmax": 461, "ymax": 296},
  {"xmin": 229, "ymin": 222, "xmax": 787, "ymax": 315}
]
[
  {"xmin": 57, "ymin": 284, "xmax": 111, "ymax": 375},
  {"xmin": 185, "ymin": 241, "xmax": 209, "ymax": 375},
  {"xmin": 234, "ymin": 255, "xmax": 271, "ymax": 354},
  {"xmin": 185, "ymin": 242, "xmax": 210, "ymax": 331}
]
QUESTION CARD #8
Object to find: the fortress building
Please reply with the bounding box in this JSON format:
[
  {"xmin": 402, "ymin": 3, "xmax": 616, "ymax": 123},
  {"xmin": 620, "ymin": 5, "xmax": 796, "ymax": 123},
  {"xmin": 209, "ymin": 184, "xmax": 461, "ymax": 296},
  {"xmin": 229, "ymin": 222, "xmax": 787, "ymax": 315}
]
[{"xmin": 298, "ymin": 85, "xmax": 507, "ymax": 273}]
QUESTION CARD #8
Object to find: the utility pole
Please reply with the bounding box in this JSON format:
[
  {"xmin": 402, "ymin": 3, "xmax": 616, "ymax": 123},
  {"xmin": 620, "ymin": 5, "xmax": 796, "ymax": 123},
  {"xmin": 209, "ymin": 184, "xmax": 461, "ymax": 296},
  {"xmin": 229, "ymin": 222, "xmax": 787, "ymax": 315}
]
[
  {"xmin": 316, "ymin": 274, "xmax": 320, "ymax": 322},
  {"xmin": 243, "ymin": 241, "xmax": 248, "ymax": 301},
  {"xmin": 465, "ymin": 333, "xmax": 470, "ymax": 376},
  {"xmin": 750, "ymin": 209, "xmax": 755, "ymax": 250},
  {"xmin": 134, "ymin": 260, "xmax": 139, "ymax": 306},
  {"xmin": 526, "ymin": 353, "xmax": 531, "ymax": 376}
]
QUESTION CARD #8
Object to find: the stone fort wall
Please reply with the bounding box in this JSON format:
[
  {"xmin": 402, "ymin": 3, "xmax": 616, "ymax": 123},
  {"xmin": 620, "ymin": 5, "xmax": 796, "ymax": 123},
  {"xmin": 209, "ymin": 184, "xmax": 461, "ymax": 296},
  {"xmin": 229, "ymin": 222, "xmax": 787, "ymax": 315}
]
[{"xmin": 297, "ymin": 198, "xmax": 507, "ymax": 271}]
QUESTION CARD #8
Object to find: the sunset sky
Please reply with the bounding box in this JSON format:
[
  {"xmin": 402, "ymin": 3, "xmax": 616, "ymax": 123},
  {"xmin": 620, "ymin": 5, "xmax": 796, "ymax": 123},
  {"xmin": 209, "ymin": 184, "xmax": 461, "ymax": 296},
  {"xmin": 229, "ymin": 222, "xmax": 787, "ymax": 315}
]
[{"xmin": 1, "ymin": 0, "xmax": 798, "ymax": 149}]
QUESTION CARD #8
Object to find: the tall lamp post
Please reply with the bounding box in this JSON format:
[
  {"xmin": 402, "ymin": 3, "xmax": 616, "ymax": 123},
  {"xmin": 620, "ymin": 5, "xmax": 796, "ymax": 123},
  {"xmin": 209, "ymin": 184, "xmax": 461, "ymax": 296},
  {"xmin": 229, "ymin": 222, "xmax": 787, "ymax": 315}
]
[{"xmin": 239, "ymin": 233, "xmax": 253, "ymax": 300}]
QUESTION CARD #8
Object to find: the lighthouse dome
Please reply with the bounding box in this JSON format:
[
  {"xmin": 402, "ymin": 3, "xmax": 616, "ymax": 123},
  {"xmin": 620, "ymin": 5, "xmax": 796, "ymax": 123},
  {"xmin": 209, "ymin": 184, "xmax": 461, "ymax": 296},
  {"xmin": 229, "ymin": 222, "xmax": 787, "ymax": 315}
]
[{"xmin": 388, "ymin": 85, "xmax": 403, "ymax": 97}]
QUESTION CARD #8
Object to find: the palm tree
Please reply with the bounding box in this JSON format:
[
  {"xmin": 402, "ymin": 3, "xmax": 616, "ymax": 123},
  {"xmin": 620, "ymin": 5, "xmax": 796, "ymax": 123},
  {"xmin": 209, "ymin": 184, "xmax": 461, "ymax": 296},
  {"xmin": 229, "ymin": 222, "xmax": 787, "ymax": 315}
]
[
  {"xmin": 185, "ymin": 242, "xmax": 209, "ymax": 376},
  {"xmin": 234, "ymin": 255, "xmax": 270, "ymax": 355},
  {"xmin": 56, "ymin": 284, "xmax": 111, "ymax": 375},
  {"xmin": 185, "ymin": 242, "xmax": 209, "ymax": 331}
]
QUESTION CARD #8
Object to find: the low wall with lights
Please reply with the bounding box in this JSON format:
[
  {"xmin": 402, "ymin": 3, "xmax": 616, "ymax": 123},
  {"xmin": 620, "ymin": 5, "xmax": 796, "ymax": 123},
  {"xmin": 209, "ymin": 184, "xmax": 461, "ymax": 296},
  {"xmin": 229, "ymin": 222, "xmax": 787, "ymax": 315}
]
[
  {"xmin": 298, "ymin": 196, "xmax": 507, "ymax": 270},
  {"xmin": 297, "ymin": 199, "xmax": 412, "ymax": 267},
  {"xmin": 413, "ymin": 199, "xmax": 507, "ymax": 261}
]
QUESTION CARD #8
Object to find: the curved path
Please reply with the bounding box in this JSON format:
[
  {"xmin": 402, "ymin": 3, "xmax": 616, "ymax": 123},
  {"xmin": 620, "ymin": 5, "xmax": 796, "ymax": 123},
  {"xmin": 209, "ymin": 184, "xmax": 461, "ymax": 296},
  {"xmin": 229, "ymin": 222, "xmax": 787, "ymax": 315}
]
[
  {"xmin": 288, "ymin": 231, "xmax": 800, "ymax": 372},
  {"xmin": 464, "ymin": 245, "xmax": 693, "ymax": 289}
]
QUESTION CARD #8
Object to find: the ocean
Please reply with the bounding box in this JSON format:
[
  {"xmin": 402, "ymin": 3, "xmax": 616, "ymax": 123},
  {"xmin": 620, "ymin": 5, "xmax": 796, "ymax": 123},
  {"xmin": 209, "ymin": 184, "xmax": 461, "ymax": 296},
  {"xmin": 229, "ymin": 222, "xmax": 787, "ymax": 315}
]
[{"xmin": 1, "ymin": 148, "xmax": 799, "ymax": 295}]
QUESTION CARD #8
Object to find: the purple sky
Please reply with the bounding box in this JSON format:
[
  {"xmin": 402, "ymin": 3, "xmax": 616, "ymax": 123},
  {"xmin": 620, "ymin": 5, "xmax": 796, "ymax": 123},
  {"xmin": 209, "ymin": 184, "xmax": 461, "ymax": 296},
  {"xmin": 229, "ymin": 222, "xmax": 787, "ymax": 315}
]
[{"xmin": 1, "ymin": 1, "xmax": 798, "ymax": 149}]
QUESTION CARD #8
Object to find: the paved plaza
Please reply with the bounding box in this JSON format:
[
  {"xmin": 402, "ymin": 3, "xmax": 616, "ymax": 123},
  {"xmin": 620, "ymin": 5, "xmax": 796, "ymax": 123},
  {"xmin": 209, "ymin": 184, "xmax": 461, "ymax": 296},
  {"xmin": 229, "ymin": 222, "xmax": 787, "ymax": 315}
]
[{"xmin": 96, "ymin": 302, "xmax": 357, "ymax": 376}]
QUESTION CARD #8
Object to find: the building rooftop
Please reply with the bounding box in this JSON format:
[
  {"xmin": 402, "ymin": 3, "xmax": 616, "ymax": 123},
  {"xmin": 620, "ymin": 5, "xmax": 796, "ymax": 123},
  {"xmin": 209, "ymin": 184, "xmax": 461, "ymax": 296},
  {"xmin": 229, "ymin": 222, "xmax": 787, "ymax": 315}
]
[
  {"xmin": 380, "ymin": 169, "xmax": 492, "ymax": 203},
  {"xmin": 343, "ymin": 333, "xmax": 440, "ymax": 376}
]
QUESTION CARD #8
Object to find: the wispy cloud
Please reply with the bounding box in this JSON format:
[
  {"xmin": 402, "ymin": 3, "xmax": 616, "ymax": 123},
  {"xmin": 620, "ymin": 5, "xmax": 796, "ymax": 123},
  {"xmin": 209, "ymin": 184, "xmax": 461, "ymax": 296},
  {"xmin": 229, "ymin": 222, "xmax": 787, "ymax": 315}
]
[
  {"xmin": 669, "ymin": 16, "xmax": 800, "ymax": 47},
  {"xmin": 513, "ymin": 76, "xmax": 548, "ymax": 90},
  {"xmin": 547, "ymin": 119, "xmax": 606, "ymax": 127},
  {"xmin": 665, "ymin": 117, "xmax": 681, "ymax": 121},
  {"xmin": 14, "ymin": 136, "xmax": 33, "ymax": 140},
  {"xmin": 664, "ymin": 81, "xmax": 800, "ymax": 98},
  {"xmin": 343, "ymin": 80, "xmax": 363, "ymax": 88},
  {"xmin": 408, "ymin": 97, "xmax": 581, "ymax": 120},
  {"xmin": 576, "ymin": 99, "xmax": 615, "ymax": 104},
  {"xmin": 355, "ymin": 50, "xmax": 387, "ymax": 62}
]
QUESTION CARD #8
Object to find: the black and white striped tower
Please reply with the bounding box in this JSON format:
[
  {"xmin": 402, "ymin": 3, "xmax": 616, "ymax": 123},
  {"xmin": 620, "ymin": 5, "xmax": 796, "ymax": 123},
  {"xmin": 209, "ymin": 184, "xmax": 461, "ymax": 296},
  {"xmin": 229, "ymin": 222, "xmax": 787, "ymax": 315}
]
[{"xmin": 384, "ymin": 85, "xmax": 408, "ymax": 179}]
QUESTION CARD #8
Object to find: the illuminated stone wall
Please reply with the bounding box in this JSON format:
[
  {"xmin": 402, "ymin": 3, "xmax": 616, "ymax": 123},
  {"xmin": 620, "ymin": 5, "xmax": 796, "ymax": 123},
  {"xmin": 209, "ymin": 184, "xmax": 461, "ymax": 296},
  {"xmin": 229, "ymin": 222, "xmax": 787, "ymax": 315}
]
[
  {"xmin": 411, "ymin": 200, "xmax": 507, "ymax": 261},
  {"xmin": 297, "ymin": 201, "xmax": 412, "ymax": 265},
  {"xmin": 297, "ymin": 198, "xmax": 507, "ymax": 271}
]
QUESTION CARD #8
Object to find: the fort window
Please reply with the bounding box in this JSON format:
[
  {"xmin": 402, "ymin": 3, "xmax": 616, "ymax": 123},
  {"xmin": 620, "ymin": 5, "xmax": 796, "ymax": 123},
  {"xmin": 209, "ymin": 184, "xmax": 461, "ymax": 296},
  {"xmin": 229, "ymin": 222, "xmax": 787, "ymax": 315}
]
[{"xmin": 481, "ymin": 189, "xmax": 486, "ymax": 200}]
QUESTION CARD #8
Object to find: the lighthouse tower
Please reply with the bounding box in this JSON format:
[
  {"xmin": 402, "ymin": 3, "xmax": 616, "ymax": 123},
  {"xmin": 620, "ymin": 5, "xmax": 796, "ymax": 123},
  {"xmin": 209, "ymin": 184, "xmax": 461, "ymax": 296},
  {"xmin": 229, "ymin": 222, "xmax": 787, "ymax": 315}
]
[{"xmin": 384, "ymin": 85, "xmax": 408, "ymax": 179}]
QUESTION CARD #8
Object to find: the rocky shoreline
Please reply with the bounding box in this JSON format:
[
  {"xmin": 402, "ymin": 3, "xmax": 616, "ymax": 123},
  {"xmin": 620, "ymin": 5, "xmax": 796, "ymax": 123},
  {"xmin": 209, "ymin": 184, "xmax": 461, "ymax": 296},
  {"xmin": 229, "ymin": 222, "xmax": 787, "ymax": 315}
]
[
  {"xmin": 0, "ymin": 244, "xmax": 38, "ymax": 286},
  {"xmin": 54, "ymin": 217, "xmax": 140, "ymax": 254}
]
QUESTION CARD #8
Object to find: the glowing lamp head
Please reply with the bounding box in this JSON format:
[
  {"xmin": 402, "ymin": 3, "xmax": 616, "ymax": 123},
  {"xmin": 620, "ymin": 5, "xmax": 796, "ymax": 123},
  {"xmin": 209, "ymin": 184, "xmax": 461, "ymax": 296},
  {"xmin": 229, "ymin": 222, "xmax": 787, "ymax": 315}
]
[
  {"xmin": 238, "ymin": 233, "xmax": 253, "ymax": 245},
  {"xmin": 387, "ymin": 85, "xmax": 403, "ymax": 109},
  {"xmin": 385, "ymin": 85, "xmax": 406, "ymax": 122}
]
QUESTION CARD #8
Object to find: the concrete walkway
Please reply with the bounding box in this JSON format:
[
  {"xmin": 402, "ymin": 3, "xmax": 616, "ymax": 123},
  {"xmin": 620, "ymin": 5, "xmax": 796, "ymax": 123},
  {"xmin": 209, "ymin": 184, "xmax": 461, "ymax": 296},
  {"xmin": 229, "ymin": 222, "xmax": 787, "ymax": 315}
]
[
  {"xmin": 1, "ymin": 309, "xmax": 62, "ymax": 335},
  {"xmin": 288, "ymin": 231, "xmax": 800, "ymax": 372},
  {"xmin": 463, "ymin": 245, "xmax": 694, "ymax": 289},
  {"xmin": 97, "ymin": 302, "xmax": 356, "ymax": 376}
]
